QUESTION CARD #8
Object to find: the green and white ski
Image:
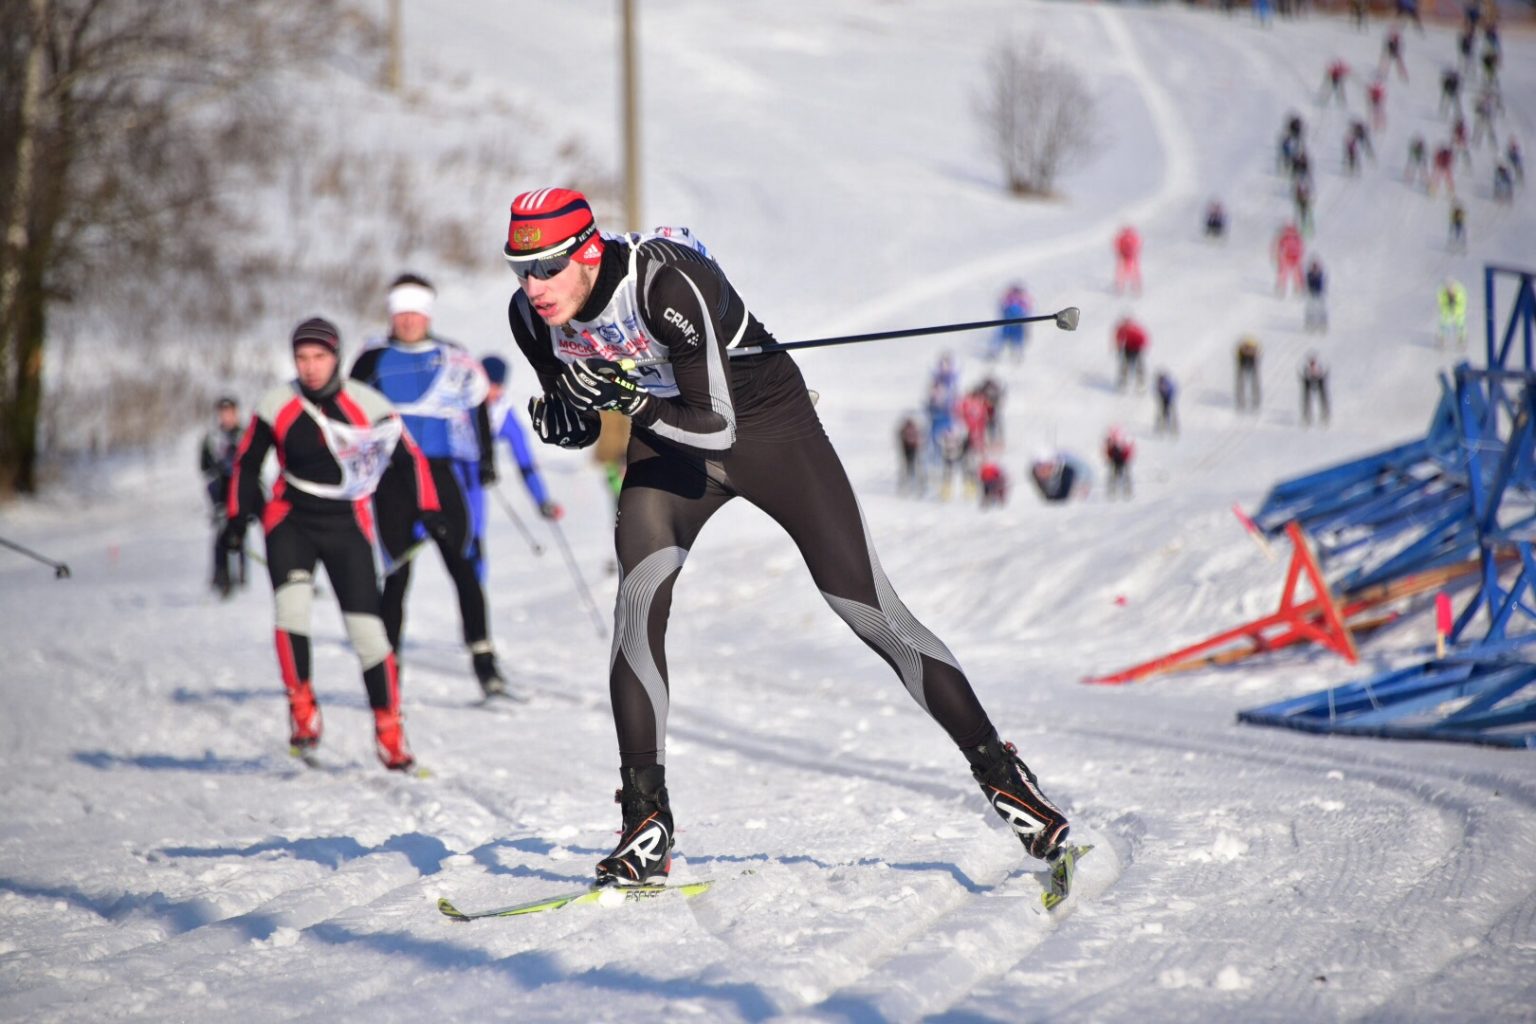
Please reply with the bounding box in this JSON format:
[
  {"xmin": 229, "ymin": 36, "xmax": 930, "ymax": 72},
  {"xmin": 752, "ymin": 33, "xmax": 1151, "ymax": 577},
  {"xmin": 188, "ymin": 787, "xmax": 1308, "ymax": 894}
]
[
  {"xmin": 438, "ymin": 879, "xmax": 713, "ymax": 920},
  {"xmin": 1042, "ymin": 843, "xmax": 1093, "ymax": 911}
]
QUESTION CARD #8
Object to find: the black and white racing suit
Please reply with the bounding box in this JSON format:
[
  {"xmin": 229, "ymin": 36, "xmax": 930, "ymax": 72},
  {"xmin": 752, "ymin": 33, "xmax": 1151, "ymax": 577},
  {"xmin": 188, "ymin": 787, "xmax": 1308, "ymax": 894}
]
[{"xmin": 509, "ymin": 235, "xmax": 997, "ymax": 767}]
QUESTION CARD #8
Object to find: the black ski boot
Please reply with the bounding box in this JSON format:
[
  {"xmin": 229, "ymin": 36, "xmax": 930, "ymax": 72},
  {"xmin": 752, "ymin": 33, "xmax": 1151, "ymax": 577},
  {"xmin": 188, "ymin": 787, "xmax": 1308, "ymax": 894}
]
[
  {"xmin": 596, "ymin": 765, "xmax": 675, "ymax": 886},
  {"xmin": 965, "ymin": 736, "xmax": 1070, "ymax": 861},
  {"xmin": 472, "ymin": 649, "xmax": 508, "ymax": 698}
]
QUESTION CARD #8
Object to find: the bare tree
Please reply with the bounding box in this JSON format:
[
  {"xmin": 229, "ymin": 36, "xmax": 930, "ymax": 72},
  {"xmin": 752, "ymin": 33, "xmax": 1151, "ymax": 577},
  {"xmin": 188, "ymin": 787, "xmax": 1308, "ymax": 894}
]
[
  {"xmin": 974, "ymin": 36, "xmax": 1100, "ymax": 198},
  {"xmin": 0, "ymin": 1, "xmax": 370, "ymax": 494}
]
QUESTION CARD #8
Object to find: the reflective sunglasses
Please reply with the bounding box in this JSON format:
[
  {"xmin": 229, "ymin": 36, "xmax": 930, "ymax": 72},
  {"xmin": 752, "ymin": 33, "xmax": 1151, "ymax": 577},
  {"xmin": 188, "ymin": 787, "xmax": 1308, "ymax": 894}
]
[{"xmin": 507, "ymin": 254, "xmax": 572, "ymax": 282}]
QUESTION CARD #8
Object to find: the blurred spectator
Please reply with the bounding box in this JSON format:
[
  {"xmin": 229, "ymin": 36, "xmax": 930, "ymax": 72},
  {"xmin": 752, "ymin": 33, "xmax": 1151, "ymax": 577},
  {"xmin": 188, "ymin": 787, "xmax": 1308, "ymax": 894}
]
[{"xmin": 1029, "ymin": 450, "xmax": 1090, "ymax": 503}]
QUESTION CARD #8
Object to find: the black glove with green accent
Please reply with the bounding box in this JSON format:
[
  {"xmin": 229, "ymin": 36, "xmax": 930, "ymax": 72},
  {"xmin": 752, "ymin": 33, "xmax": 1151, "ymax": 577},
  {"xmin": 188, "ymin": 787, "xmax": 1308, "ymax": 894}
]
[
  {"xmin": 220, "ymin": 516, "xmax": 250, "ymax": 552},
  {"xmin": 420, "ymin": 510, "xmax": 454, "ymax": 544},
  {"xmin": 555, "ymin": 358, "xmax": 649, "ymax": 416},
  {"xmin": 527, "ymin": 394, "xmax": 601, "ymax": 450}
]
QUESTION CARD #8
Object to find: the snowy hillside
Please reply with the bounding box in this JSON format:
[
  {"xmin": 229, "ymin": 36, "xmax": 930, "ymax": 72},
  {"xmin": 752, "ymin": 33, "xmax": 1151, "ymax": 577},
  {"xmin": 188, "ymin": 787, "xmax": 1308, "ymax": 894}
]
[{"xmin": 2, "ymin": 2, "xmax": 1535, "ymax": 1021}]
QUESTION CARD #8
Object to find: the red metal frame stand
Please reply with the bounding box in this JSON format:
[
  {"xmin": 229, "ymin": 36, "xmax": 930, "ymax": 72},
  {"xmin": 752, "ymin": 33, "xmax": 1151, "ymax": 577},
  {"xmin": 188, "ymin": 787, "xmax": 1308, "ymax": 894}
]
[{"xmin": 1086, "ymin": 523, "xmax": 1357, "ymax": 685}]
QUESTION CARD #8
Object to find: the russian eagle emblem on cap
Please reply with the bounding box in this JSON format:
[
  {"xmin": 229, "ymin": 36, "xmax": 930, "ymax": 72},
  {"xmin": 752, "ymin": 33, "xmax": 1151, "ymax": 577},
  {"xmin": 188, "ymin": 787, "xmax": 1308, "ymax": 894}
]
[{"xmin": 511, "ymin": 225, "xmax": 543, "ymax": 251}]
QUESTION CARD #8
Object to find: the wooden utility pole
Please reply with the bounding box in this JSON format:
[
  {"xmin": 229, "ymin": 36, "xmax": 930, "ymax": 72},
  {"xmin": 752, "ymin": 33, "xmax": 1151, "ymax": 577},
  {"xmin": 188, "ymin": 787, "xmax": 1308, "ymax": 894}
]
[
  {"xmin": 386, "ymin": 0, "xmax": 403, "ymax": 93},
  {"xmin": 620, "ymin": 0, "xmax": 641, "ymax": 231}
]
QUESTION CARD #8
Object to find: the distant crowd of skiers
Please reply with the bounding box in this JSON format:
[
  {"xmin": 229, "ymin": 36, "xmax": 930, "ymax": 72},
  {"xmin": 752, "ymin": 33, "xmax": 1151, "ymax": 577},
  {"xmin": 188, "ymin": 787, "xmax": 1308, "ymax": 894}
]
[{"xmin": 1302, "ymin": 7, "xmax": 1520, "ymax": 254}]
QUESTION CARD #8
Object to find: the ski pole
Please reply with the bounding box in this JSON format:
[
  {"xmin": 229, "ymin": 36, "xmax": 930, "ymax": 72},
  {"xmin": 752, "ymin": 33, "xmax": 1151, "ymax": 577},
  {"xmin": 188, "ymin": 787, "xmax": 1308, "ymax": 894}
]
[
  {"xmin": 490, "ymin": 484, "xmax": 546, "ymax": 557},
  {"xmin": 0, "ymin": 535, "xmax": 71, "ymax": 579},
  {"xmin": 621, "ymin": 307, "xmax": 1080, "ymax": 370},
  {"xmin": 384, "ymin": 538, "xmax": 431, "ymax": 578},
  {"xmin": 741, "ymin": 306, "xmax": 1081, "ymax": 355},
  {"xmin": 547, "ymin": 519, "xmax": 607, "ymax": 639}
]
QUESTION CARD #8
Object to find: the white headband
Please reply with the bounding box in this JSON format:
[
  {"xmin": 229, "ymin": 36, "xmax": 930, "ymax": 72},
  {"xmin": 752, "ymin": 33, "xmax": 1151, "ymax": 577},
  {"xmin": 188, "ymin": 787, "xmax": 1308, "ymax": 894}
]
[{"xmin": 388, "ymin": 283, "xmax": 435, "ymax": 318}]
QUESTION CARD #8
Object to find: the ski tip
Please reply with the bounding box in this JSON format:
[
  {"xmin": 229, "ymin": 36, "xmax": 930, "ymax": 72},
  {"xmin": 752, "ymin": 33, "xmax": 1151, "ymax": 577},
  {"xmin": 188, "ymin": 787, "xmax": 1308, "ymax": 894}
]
[
  {"xmin": 437, "ymin": 897, "xmax": 470, "ymax": 921},
  {"xmin": 1041, "ymin": 843, "xmax": 1094, "ymax": 912}
]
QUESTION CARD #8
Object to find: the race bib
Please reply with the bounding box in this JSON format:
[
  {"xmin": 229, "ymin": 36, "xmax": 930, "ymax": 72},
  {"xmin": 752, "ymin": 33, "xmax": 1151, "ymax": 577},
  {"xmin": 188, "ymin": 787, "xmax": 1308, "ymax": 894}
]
[{"xmin": 284, "ymin": 398, "xmax": 404, "ymax": 501}]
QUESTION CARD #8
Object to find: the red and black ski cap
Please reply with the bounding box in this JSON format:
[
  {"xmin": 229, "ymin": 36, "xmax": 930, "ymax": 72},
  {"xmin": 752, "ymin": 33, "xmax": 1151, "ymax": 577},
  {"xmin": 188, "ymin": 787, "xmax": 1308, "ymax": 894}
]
[
  {"xmin": 291, "ymin": 316, "xmax": 341, "ymax": 355},
  {"xmin": 505, "ymin": 188, "xmax": 604, "ymax": 267}
]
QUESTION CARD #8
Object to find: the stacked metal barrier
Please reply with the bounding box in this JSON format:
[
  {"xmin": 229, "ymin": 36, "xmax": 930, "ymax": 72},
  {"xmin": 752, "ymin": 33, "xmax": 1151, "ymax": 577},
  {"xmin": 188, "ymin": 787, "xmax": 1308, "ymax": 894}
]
[{"xmin": 1239, "ymin": 266, "xmax": 1536, "ymax": 748}]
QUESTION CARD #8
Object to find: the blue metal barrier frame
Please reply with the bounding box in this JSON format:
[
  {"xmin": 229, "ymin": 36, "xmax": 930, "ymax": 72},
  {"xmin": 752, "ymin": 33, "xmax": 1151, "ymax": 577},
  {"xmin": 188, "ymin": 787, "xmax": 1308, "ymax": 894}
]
[{"xmin": 1241, "ymin": 266, "xmax": 1536, "ymax": 748}]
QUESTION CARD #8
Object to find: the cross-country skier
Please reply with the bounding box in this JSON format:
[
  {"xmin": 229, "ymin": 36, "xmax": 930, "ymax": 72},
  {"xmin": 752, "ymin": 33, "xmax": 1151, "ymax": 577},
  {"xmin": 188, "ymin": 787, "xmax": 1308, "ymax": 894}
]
[
  {"xmin": 1429, "ymin": 144, "xmax": 1456, "ymax": 195},
  {"xmin": 1304, "ymin": 258, "xmax": 1328, "ymax": 333},
  {"xmin": 1438, "ymin": 278, "xmax": 1469, "ymax": 348},
  {"xmin": 1379, "ymin": 27, "xmax": 1407, "ymax": 81},
  {"xmin": 1494, "ymin": 163, "xmax": 1515, "ymax": 204},
  {"xmin": 1204, "ymin": 199, "xmax": 1227, "ymax": 240},
  {"xmin": 1320, "ymin": 59, "xmax": 1350, "ymax": 106},
  {"xmin": 1367, "ymin": 77, "xmax": 1387, "ymax": 133},
  {"xmin": 503, "ymin": 187, "xmax": 1071, "ymax": 887},
  {"xmin": 1448, "ymin": 200, "xmax": 1468, "ymax": 252},
  {"xmin": 1236, "ymin": 335, "xmax": 1263, "ymax": 412},
  {"xmin": 200, "ymin": 396, "xmax": 246, "ymax": 597},
  {"xmin": 1300, "ymin": 353, "xmax": 1330, "ymax": 427},
  {"xmin": 978, "ymin": 459, "xmax": 1007, "ymax": 508},
  {"xmin": 1440, "ymin": 67, "xmax": 1463, "ymax": 118},
  {"xmin": 1274, "ymin": 222, "xmax": 1305, "ymax": 296},
  {"xmin": 225, "ymin": 317, "xmax": 441, "ymax": 771},
  {"xmin": 1113, "ymin": 225, "xmax": 1142, "ymax": 296},
  {"xmin": 1154, "ymin": 370, "xmax": 1179, "ymax": 436},
  {"xmin": 1113, "ymin": 314, "xmax": 1149, "ymax": 391},
  {"xmin": 1405, "ymin": 135, "xmax": 1428, "ymax": 186},
  {"xmin": 351, "ymin": 274, "xmax": 509, "ymax": 698},
  {"xmin": 1471, "ymin": 88, "xmax": 1501, "ymax": 149},
  {"xmin": 996, "ymin": 282, "xmax": 1031, "ymax": 361},
  {"xmin": 1104, "ymin": 427, "xmax": 1135, "ymax": 500},
  {"xmin": 896, "ymin": 415, "xmax": 923, "ymax": 495}
]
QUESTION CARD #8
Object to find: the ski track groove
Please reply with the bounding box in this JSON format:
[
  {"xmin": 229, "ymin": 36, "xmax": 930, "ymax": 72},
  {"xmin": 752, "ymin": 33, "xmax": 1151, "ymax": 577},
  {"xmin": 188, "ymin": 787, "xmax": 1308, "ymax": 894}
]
[
  {"xmin": 1010, "ymin": 717, "xmax": 1536, "ymax": 1020},
  {"xmin": 630, "ymin": 691, "xmax": 1135, "ymax": 1018}
]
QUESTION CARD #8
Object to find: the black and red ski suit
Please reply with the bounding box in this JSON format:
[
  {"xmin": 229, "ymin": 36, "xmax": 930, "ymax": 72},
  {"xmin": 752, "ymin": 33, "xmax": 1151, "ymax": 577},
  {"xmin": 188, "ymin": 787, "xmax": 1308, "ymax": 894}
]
[{"xmin": 228, "ymin": 377, "xmax": 438, "ymax": 718}]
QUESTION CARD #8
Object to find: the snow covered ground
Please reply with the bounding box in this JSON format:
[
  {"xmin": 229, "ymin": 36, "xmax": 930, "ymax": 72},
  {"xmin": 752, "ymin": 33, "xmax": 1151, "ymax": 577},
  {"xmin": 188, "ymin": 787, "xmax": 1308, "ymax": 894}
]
[{"xmin": 3, "ymin": 2, "xmax": 1535, "ymax": 1021}]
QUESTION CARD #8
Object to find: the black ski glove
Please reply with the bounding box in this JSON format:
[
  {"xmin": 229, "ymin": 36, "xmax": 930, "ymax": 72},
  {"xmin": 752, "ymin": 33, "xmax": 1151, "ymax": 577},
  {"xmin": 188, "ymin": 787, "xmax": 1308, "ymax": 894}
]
[
  {"xmin": 220, "ymin": 516, "xmax": 249, "ymax": 552},
  {"xmin": 420, "ymin": 510, "xmax": 453, "ymax": 544},
  {"xmin": 555, "ymin": 359, "xmax": 649, "ymax": 416},
  {"xmin": 528, "ymin": 394, "xmax": 601, "ymax": 449}
]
